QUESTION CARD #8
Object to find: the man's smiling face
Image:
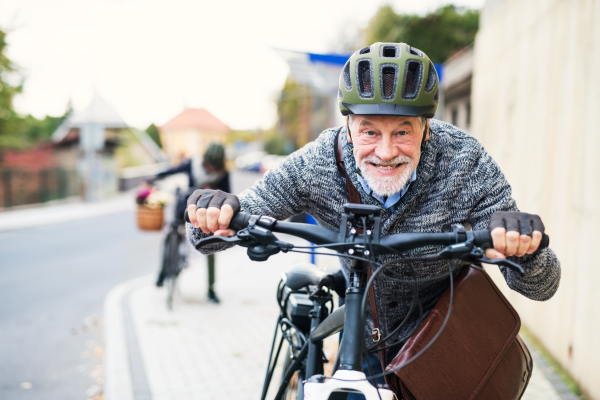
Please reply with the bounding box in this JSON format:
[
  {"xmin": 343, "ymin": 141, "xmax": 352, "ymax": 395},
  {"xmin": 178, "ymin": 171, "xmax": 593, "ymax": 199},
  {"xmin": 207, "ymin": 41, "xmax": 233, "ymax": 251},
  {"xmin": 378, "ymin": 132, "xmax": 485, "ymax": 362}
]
[{"xmin": 347, "ymin": 114, "xmax": 427, "ymax": 197}]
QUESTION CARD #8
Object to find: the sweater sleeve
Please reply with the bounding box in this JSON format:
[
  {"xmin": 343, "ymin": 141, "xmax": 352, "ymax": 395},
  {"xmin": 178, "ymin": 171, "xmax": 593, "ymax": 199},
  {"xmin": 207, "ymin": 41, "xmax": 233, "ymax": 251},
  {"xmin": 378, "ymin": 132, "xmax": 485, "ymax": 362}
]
[
  {"xmin": 186, "ymin": 139, "xmax": 318, "ymax": 253},
  {"xmin": 467, "ymin": 145, "xmax": 561, "ymax": 301},
  {"xmin": 155, "ymin": 160, "xmax": 192, "ymax": 178}
]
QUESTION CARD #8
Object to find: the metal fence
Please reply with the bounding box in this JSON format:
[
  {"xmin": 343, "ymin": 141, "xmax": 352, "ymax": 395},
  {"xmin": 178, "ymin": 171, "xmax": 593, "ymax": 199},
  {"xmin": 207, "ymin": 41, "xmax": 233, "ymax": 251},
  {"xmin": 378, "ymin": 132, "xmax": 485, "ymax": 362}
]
[{"xmin": 0, "ymin": 168, "xmax": 81, "ymax": 209}]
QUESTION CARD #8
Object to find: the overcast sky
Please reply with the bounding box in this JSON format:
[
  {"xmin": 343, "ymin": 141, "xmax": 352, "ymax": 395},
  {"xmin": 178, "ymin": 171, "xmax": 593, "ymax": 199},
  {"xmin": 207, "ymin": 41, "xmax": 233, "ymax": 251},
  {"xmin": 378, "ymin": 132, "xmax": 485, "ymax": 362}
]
[{"xmin": 0, "ymin": 0, "xmax": 484, "ymax": 131}]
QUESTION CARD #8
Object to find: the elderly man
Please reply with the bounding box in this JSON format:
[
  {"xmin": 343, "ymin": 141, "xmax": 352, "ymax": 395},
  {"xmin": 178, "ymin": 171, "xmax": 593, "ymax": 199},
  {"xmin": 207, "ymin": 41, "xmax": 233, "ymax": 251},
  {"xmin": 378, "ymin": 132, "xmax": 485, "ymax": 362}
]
[{"xmin": 185, "ymin": 42, "xmax": 560, "ymax": 392}]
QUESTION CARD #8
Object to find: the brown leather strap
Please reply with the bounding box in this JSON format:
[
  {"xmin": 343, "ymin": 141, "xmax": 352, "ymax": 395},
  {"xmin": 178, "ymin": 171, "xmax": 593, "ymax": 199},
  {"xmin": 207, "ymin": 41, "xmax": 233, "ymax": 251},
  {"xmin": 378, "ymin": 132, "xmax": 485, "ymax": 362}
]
[
  {"xmin": 335, "ymin": 129, "xmax": 361, "ymax": 204},
  {"xmin": 335, "ymin": 129, "xmax": 387, "ymax": 366}
]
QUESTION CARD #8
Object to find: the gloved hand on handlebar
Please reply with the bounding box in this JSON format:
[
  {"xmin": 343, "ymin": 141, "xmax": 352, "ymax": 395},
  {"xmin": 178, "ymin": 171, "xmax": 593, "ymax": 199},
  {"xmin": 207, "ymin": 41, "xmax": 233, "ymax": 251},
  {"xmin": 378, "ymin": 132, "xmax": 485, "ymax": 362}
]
[
  {"xmin": 186, "ymin": 189, "xmax": 240, "ymax": 236},
  {"xmin": 486, "ymin": 211, "xmax": 545, "ymax": 260}
]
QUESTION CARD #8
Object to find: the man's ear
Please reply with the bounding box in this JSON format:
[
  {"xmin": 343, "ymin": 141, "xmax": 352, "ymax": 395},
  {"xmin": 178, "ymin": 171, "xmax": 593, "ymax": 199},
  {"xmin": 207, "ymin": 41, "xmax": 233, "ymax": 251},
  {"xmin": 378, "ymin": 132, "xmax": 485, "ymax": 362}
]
[{"xmin": 345, "ymin": 116, "xmax": 352, "ymax": 143}]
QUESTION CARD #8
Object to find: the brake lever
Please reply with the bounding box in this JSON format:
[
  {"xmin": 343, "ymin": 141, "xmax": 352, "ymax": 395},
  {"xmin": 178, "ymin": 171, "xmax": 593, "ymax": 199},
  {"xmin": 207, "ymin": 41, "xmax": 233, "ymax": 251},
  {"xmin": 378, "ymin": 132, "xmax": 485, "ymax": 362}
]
[
  {"xmin": 435, "ymin": 242, "xmax": 525, "ymax": 276},
  {"xmin": 473, "ymin": 255, "xmax": 525, "ymax": 275},
  {"xmin": 194, "ymin": 235, "xmax": 242, "ymax": 249},
  {"xmin": 460, "ymin": 247, "xmax": 525, "ymax": 275}
]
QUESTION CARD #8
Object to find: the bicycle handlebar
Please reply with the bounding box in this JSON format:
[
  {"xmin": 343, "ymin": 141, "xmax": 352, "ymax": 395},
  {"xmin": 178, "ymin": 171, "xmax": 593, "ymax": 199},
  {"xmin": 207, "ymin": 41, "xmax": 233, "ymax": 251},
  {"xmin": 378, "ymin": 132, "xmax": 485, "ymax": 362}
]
[{"xmin": 185, "ymin": 210, "xmax": 550, "ymax": 255}]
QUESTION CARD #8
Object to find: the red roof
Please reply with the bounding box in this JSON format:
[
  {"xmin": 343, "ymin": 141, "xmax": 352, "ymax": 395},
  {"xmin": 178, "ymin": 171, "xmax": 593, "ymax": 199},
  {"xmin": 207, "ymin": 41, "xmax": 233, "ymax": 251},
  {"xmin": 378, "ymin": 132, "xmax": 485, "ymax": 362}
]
[{"xmin": 160, "ymin": 108, "xmax": 230, "ymax": 132}]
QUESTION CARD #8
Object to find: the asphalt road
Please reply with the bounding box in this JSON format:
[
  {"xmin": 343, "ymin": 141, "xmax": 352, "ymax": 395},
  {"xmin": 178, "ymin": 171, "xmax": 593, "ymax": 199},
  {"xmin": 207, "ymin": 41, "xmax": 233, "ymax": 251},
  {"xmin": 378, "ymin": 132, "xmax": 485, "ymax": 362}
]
[
  {"xmin": 0, "ymin": 212, "xmax": 163, "ymax": 399},
  {"xmin": 0, "ymin": 170, "xmax": 262, "ymax": 400}
]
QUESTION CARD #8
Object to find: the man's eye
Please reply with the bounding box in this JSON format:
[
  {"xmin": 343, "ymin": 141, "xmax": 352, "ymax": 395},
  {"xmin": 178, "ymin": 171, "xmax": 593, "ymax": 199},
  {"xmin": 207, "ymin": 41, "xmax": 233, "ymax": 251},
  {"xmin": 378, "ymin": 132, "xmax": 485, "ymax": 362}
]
[
  {"xmin": 396, "ymin": 130, "xmax": 408, "ymax": 136},
  {"xmin": 366, "ymin": 131, "xmax": 376, "ymax": 136}
]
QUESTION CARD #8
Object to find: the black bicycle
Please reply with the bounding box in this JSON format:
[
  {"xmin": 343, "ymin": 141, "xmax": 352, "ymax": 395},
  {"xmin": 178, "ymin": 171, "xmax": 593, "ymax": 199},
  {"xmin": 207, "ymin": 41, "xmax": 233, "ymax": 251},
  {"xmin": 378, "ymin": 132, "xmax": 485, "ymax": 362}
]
[
  {"xmin": 188, "ymin": 204, "xmax": 549, "ymax": 399},
  {"xmin": 158, "ymin": 188, "xmax": 190, "ymax": 310}
]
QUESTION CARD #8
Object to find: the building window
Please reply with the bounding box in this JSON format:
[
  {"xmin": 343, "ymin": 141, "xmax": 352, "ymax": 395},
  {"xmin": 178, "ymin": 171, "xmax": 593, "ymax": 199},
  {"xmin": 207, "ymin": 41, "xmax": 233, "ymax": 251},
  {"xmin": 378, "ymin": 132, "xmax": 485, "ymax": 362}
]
[
  {"xmin": 466, "ymin": 101, "xmax": 471, "ymax": 127},
  {"xmin": 451, "ymin": 107, "xmax": 458, "ymax": 126}
]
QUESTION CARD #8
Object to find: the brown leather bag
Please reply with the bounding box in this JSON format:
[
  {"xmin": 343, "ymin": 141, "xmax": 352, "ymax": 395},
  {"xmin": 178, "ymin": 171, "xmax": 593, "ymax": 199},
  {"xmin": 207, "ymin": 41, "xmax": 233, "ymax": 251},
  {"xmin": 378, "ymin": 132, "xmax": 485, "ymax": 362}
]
[
  {"xmin": 385, "ymin": 265, "xmax": 533, "ymax": 400},
  {"xmin": 334, "ymin": 130, "xmax": 533, "ymax": 400}
]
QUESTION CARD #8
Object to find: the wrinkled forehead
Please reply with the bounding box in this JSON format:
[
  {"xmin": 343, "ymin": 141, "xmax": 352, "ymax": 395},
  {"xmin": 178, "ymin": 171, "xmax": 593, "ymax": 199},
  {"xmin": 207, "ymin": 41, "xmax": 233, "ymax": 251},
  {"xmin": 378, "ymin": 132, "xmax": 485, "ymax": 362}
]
[{"xmin": 348, "ymin": 114, "xmax": 420, "ymax": 129}]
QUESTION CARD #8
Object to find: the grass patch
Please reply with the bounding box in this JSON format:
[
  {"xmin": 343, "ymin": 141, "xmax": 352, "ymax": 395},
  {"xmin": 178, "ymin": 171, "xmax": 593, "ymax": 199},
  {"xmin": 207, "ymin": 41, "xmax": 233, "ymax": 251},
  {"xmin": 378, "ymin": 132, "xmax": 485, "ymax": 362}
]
[{"xmin": 520, "ymin": 326, "xmax": 586, "ymax": 398}]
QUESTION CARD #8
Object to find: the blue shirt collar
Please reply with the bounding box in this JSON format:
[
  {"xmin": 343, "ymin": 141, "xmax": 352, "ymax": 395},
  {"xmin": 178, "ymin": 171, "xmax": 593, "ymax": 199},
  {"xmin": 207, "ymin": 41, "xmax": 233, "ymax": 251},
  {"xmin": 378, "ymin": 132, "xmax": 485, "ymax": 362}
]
[{"xmin": 356, "ymin": 168, "xmax": 417, "ymax": 210}]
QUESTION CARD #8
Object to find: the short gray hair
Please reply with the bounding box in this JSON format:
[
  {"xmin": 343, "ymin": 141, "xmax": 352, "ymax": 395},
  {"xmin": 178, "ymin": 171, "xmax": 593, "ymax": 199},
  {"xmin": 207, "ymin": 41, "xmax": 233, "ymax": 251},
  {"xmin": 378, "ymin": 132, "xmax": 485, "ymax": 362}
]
[{"xmin": 347, "ymin": 114, "xmax": 428, "ymax": 135}]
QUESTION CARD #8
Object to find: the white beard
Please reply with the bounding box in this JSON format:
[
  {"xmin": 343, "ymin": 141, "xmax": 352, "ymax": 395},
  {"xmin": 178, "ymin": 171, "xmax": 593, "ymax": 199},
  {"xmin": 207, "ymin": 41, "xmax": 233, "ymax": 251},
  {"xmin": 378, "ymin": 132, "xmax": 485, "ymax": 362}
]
[{"xmin": 359, "ymin": 155, "xmax": 415, "ymax": 197}]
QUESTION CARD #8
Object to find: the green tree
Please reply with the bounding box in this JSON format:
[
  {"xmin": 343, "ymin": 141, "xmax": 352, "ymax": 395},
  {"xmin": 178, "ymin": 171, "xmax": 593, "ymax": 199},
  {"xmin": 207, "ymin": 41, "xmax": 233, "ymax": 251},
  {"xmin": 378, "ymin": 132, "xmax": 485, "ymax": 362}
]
[
  {"xmin": 274, "ymin": 76, "xmax": 313, "ymax": 151},
  {"xmin": 17, "ymin": 101, "xmax": 72, "ymax": 145},
  {"xmin": 263, "ymin": 127, "xmax": 286, "ymax": 156},
  {"xmin": 0, "ymin": 28, "xmax": 24, "ymax": 148},
  {"xmin": 145, "ymin": 123, "xmax": 162, "ymax": 148},
  {"xmin": 364, "ymin": 4, "xmax": 479, "ymax": 63},
  {"xmin": 0, "ymin": 28, "xmax": 72, "ymax": 149}
]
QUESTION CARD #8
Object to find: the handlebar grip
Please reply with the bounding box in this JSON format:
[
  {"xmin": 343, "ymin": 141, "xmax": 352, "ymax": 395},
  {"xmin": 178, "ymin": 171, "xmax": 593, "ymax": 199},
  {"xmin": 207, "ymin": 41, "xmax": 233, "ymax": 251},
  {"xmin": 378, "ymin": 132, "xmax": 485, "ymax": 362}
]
[
  {"xmin": 183, "ymin": 209, "xmax": 251, "ymax": 231},
  {"xmin": 472, "ymin": 230, "xmax": 550, "ymax": 249},
  {"xmin": 229, "ymin": 212, "xmax": 251, "ymax": 231},
  {"xmin": 540, "ymin": 234, "xmax": 550, "ymax": 249}
]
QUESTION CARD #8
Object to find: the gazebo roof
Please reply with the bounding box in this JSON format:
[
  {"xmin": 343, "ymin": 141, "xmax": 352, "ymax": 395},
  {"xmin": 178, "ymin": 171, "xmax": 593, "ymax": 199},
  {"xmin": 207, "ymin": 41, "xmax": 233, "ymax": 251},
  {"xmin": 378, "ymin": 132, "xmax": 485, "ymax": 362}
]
[
  {"xmin": 52, "ymin": 91, "xmax": 128, "ymax": 143},
  {"xmin": 160, "ymin": 108, "xmax": 230, "ymax": 133}
]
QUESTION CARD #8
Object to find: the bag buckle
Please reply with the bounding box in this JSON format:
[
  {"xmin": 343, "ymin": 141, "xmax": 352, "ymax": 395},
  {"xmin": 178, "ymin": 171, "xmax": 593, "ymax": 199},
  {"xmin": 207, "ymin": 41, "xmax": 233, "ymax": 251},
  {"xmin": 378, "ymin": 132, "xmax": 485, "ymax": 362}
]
[{"xmin": 371, "ymin": 328, "xmax": 381, "ymax": 342}]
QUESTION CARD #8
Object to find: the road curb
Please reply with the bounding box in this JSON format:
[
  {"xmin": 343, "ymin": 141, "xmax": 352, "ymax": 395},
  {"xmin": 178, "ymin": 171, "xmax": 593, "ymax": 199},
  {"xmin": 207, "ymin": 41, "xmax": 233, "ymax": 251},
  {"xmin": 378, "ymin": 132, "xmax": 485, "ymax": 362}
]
[{"xmin": 104, "ymin": 275, "xmax": 153, "ymax": 400}]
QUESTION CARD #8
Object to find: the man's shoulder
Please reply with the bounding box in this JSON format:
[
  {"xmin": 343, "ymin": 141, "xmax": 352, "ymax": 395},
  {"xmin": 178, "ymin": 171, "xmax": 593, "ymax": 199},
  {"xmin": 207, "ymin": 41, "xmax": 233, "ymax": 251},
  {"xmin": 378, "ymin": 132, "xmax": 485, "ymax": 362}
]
[
  {"xmin": 429, "ymin": 119, "xmax": 484, "ymax": 157},
  {"xmin": 315, "ymin": 126, "xmax": 343, "ymax": 145}
]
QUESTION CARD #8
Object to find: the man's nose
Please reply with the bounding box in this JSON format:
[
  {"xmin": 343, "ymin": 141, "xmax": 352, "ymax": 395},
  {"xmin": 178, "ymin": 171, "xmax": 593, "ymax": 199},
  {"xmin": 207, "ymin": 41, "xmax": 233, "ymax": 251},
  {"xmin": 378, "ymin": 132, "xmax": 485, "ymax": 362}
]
[{"xmin": 375, "ymin": 134, "xmax": 399, "ymax": 160}]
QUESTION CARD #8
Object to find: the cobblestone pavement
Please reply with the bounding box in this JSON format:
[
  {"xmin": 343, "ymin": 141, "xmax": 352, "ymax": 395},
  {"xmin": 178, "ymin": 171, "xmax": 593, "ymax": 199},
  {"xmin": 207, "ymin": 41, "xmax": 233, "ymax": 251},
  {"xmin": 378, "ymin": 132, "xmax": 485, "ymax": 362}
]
[{"xmin": 107, "ymin": 236, "xmax": 576, "ymax": 400}]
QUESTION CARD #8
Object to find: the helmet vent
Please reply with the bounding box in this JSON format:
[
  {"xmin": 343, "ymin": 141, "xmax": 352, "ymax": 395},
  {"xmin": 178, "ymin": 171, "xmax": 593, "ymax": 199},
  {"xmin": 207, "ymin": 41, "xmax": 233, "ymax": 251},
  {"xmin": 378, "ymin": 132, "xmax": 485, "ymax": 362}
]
[
  {"xmin": 402, "ymin": 60, "xmax": 423, "ymax": 100},
  {"xmin": 338, "ymin": 88, "xmax": 343, "ymax": 100},
  {"xmin": 408, "ymin": 46, "xmax": 424, "ymax": 57},
  {"xmin": 425, "ymin": 61, "xmax": 437, "ymax": 93},
  {"xmin": 382, "ymin": 46, "xmax": 397, "ymax": 58},
  {"xmin": 357, "ymin": 60, "xmax": 374, "ymax": 98},
  {"xmin": 342, "ymin": 61, "xmax": 352, "ymax": 91},
  {"xmin": 380, "ymin": 65, "xmax": 398, "ymax": 100},
  {"xmin": 359, "ymin": 46, "xmax": 371, "ymax": 54},
  {"xmin": 434, "ymin": 89, "xmax": 439, "ymax": 103}
]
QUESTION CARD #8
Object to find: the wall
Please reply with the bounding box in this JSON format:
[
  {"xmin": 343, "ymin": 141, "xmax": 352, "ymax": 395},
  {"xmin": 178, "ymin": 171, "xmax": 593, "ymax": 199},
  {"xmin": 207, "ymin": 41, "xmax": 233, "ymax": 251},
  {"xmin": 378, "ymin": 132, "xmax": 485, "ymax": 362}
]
[{"xmin": 471, "ymin": 0, "xmax": 600, "ymax": 398}]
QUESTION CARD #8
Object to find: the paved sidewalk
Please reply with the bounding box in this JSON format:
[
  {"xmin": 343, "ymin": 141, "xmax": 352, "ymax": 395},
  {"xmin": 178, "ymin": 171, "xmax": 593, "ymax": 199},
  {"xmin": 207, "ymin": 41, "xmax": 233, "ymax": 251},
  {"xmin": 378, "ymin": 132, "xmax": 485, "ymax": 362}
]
[
  {"xmin": 0, "ymin": 192, "xmax": 135, "ymax": 232},
  {"xmin": 104, "ymin": 239, "xmax": 578, "ymax": 400}
]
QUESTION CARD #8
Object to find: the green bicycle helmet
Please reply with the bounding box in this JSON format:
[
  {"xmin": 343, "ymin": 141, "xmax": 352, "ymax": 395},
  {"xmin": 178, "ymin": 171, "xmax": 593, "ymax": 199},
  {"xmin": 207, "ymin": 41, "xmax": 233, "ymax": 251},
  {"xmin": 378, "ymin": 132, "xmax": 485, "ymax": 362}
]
[
  {"xmin": 338, "ymin": 42, "xmax": 439, "ymax": 118},
  {"xmin": 203, "ymin": 143, "xmax": 225, "ymax": 170}
]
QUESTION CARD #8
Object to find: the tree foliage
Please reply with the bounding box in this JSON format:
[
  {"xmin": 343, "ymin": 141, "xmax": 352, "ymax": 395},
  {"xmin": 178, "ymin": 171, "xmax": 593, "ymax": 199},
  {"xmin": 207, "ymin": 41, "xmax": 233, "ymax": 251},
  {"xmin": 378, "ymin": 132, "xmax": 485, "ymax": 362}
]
[
  {"xmin": 145, "ymin": 123, "xmax": 162, "ymax": 148},
  {"xmin": 364, "ymin": 5, "xmax": 479, "ymax": 63},
  {"xmin": 272, "ymin": 76, "xmax": 315, "ymax": 154},
  {"xmin": 0, "ymin": 28, "xmax": 70, "ymax": 150},
  {"xmin": 19, "ymin": 113, "xmax": 70, "ymax": 144},
  {"xmin": 0, "ymin": 28, "xmax": 24, "ymax": 148}
]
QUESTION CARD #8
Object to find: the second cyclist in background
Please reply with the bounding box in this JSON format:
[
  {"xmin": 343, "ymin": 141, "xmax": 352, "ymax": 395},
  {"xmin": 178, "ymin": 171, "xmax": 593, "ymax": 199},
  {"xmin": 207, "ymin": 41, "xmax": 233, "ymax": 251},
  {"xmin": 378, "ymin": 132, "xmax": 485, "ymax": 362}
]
[{"xmin": 152, "ymin": 142, "xmax": 230, "ymax": 303}]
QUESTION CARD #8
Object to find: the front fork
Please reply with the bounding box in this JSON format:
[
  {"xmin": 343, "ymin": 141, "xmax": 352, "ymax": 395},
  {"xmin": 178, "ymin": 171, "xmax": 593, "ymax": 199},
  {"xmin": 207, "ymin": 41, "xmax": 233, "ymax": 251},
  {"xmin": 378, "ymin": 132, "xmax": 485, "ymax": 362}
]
[
  {"xmin": 304, "ymin": 260, "xmax": 397, "ymax": 399},
  {"xmin": 306, "ymin": 301, "xmax": 326, "ymax": 377}
]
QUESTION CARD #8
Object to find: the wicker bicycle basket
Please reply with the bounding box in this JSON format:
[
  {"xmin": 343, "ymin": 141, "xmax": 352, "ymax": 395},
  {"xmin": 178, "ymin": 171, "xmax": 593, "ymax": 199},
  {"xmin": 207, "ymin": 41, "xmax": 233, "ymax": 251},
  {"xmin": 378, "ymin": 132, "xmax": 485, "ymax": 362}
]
[{"xmin": 136, "ymin": 205, "xmax": 164, "ymax": 231}]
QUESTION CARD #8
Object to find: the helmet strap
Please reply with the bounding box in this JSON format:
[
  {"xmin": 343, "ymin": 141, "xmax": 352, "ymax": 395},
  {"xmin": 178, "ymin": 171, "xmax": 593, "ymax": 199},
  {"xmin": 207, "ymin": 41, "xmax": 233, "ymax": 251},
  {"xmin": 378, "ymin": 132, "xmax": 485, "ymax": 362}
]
[
  {"xmin": 345, "ymin": 118, "xmax": 353, "ymax": 145},
  {"xmin": 421, "ymin": 119, "xmax": 430, "ymax": 151}
]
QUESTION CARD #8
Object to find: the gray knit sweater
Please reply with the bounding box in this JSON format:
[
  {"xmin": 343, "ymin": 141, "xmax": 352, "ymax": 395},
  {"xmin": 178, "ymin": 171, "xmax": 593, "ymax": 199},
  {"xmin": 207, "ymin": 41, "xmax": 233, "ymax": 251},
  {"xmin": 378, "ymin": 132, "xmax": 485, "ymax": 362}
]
[{"xmin": 187, "ymin": 119, "xmax": 560, "ymax": 347}]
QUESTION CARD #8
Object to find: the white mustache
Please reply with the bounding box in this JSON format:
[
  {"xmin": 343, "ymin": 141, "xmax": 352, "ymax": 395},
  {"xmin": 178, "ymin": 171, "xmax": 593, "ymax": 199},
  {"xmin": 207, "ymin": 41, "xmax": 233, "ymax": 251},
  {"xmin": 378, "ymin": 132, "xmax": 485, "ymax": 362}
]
[
  {"xmin": 359, "ymin": 154, "xmax": 415, "ymax": 197},
  {"xmin": 362, "ymin": 155, "xmax": 412, "ymax": 166}
]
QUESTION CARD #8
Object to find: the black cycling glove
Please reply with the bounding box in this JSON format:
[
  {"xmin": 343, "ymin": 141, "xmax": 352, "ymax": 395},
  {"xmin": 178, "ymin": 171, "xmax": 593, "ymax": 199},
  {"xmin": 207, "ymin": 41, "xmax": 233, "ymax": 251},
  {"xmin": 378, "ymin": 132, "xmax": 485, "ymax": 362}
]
[
  {"xmin": 488, "ymin": 211, "xmax": 545, "ymax": 236},
  {"xmin": 187, "ymin": 189, "xmax": 240, "ymax": 213}
]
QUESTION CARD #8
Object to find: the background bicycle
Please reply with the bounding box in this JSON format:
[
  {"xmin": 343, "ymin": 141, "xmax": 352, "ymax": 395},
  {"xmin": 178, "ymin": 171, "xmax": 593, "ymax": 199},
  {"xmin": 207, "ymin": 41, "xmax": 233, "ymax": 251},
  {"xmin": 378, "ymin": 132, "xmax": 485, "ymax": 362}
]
[{"xmin": 156, "ymin": 187, "xmax": 193, "ymax": 309}]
